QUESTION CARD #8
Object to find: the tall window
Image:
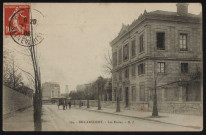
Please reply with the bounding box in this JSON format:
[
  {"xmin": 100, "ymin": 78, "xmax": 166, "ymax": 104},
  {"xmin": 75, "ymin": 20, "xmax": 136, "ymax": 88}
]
[
  {"xmin": 132, "ymin": 86, "xmax": 136, "ymax": 101},
  {"xmin": 157, "ymin": 32, "xmax": 165, "ymax": 50},
  {"xmin": 138, "ymin": 63, "xmax": 145, "ymax": 75},
  {"xmin": 181, "ymin": 63, "xmax": 188, "ymax": 73},
  {"xmin": 123, "ymin": 44, "xmax": 129, "ymax": 61},
  {"xmin": 113, "ymin": 52, "xmax": 117, "ymax": 67},
  {"xmin": 125, "ymin": 68, "xmax": 129, "ymax": 79},
  {"xmin": 158, "ymin": 62, "xmax": 165, "ymax": 73},
  {"xmin": 131, "ymin": 39, "xmax": 136, "ymax": 57},
  {"xmin": 118, "ymin": 48, "xmax": 122, "ymax": 64},
  {"xmin": 132, "ymin": 65, "xmax": 136, "ymax": 76},
  {"xmin": 180, "ymin": 33, "xmax": 188, "ymax": 51},
  {"xmin": 186, "ymin": 82, "xmax": 201, "ymax": 101},
  {"xmin": 52, "ymin": 90, "xmax": 54, "ymax": 97},
  {"xmin": 140, "ymin": 85, "xmax": 145, "ymax": 101},
  {"xmin": 165, "ymin": 88, "xmax": 179, "ymax": 101},
  {"xmin": 139, "ymin": 35, "xmax": 144, "ymax": 52}
]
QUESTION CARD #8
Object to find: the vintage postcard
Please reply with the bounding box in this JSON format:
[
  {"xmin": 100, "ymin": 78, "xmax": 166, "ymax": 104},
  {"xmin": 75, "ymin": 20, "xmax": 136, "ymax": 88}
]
[{"xmin": 2, "ymin": 3, "xmax": 203, "ymax": 131}]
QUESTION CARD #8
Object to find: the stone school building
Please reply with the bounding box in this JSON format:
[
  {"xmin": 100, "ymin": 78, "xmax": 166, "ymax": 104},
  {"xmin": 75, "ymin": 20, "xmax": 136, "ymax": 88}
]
[{"xmin": 110, "ymin": 3, "xmax": 202, "ymax": 115}]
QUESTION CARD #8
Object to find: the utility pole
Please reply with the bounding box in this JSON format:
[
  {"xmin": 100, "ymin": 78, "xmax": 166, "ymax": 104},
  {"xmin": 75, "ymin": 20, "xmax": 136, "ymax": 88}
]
[{"xmin": 30, "ymin": 12, "xmax": 42, "ymax": 131}]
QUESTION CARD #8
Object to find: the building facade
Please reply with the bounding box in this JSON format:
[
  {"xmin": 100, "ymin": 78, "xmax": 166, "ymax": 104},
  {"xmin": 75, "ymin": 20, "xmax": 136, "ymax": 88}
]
[
  {"xmin": 110, "ymin": 3, "xmax": 202, "ymax": 114},
  {"xmin": 42, "ymin": 82, "xmax": 61, "ymax": 102}
]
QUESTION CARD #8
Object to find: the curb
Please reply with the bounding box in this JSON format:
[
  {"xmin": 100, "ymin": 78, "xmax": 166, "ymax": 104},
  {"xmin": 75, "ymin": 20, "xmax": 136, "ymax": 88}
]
[{"xmin": 74, "ymin": 106, "xmax": 201, "ymax": 130}]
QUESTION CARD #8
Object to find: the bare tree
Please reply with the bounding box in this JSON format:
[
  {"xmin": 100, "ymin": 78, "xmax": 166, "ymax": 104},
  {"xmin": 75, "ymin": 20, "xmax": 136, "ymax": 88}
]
[
  {"xmin": 3, "ymin": 53, "xmax": 23, "ymax": 90},
  {"xmin": 3, "ymin": 48, "xmax": 11, "ymax": 83},
  {"xmin": 103, "ymin": 50, "xmax": 113, "ymax": 75}
]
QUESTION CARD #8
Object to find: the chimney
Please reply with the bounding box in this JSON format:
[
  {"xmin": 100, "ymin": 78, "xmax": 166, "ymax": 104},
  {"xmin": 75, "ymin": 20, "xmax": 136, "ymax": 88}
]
[{"xmin": 176, "ymin": 3, "xmax": 189, "ymax": 16}]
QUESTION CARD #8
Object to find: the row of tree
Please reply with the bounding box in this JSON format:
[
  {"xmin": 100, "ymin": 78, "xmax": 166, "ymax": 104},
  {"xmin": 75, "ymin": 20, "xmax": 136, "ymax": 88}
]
[
  {"xmin": 3, "ymin": 49, "xmax": 33, "ymax": 97},
  {"xmin": 69, "ymin": 76, "xmax": 111, "ymax": 101}
]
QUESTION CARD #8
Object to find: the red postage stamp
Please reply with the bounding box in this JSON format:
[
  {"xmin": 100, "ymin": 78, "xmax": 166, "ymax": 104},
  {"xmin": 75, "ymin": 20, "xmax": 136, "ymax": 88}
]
[{"xmin": 4, "ymin": 5, "xmax": 30, "ymax": 36}]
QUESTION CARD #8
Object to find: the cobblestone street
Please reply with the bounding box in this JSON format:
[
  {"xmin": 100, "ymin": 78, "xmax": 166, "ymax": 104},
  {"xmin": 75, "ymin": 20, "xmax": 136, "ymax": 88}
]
[{"xmin": 3, "ymin": 105, "xmax": 202, "ymax": 131}]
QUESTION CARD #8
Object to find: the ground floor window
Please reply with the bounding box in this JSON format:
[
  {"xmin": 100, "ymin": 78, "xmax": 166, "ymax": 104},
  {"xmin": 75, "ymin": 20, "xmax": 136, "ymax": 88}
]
[
  {"xmin": 131, "ymin": 86, "xmax": 136, "ymax": 101},
  {"xmin": 52, "ymin": 90, "xmax": 54, "ymax": 97},
  {"xmin": 165, "ymin": 88, "xmax": 179, "ymax": 101},
  {"xmin": 149, "ymin": 88, "xmax": 162, "ymax": 101},
  {"xmin": 186, "ymin": 82, "xmax": 201, "ymax": 101},
  {"xmin": 139, "ymin": 85, "xmax": 145, "ymax": 101},
  {"xmin": 108, "ymin": 91, "xmax": 112, "ymax": 101}
]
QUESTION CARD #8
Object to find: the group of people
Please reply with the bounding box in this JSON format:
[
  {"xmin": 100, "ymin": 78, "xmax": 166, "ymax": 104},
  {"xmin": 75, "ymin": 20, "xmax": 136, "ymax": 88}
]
[
  {"xmin": 64, "ymin": 99, "xmax": 72, "ymax": 110},
  {"xmin": 58, "ymin": 98, "xmax": 72, "ymax": 110}
]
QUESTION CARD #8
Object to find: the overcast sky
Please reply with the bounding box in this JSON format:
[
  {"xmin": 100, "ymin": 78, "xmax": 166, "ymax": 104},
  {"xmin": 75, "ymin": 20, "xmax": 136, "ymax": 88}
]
[{"xmin": 4, "ymin": 3, "xmax": 201, "ymax": 93}]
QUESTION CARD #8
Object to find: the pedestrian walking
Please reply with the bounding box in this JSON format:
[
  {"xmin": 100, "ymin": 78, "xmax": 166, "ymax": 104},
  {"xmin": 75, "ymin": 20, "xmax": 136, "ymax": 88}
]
[
  {"xmin": 69, "ymin": 100, "xmax": 71, "ymax": 109},
  {"xmin": 65, "ymin": 99, "xmax": 68, "ymax": 109},
  {"xmin": 63, "ymin": 99, "xmax": 66, "ymax": 110}
]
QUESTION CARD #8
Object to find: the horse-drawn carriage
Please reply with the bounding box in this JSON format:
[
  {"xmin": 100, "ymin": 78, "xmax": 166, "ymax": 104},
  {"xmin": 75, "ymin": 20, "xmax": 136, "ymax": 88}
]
[{"xmin": 58, "ymin": 98, "xmax": 67, "ymax": 110}]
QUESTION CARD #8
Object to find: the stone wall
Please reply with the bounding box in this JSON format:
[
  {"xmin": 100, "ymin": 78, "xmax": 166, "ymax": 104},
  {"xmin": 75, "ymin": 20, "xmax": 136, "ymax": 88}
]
[
  {"xmin": 72, "ymin": 100, "xmax": 149, "ymax": 111},
  {"xmin": 148, "ymin": 101, "xmax": 203, "ymax": 115},
  {"xmin": 72, "ymin": 99, "xmax": 202, "ymax": 115},
  {"xmin": 3, "ymin": 85, "xmax": 33, "ymax": 118},
  {"xmin": 130, "ymin": 102, "xmax": 149, "ymax": 111}
]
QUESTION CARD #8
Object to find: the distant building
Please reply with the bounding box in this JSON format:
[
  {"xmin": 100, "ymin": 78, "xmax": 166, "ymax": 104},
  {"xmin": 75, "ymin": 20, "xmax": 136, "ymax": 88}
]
[
  {"xmin": 65, "ymin": 85, "xmax": 69, "ymax": 93},
  {"xmin": 42, "ymin": 82, "xmax": 60, "ymax": 102},
  {"xmin": 110, "ymin": 3, "xmax": 202, "ymax": 114}
]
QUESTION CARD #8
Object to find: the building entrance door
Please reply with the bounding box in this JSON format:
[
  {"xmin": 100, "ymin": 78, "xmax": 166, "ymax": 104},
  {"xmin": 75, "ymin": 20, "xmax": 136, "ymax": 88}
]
[{"xmin": 125, "ymin": 87, "xmax": 129, "ymax": 107}]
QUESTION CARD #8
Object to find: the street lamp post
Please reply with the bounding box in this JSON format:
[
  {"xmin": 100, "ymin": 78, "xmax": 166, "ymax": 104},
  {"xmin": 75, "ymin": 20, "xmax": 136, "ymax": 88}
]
[
  {"xmin": 87, "ymin": 93, "xmax": 90, "ymax": 108},
  {"xmin": 116, "ymin": 83, "xmax": 120, "ymax": 112},
  {"xmin": 97, "ymin": 78, "xmax": 101, "ymax": 110},
  {"xmin": 152, "ymin": 79, "xmax": 158, "ymax": 117}
]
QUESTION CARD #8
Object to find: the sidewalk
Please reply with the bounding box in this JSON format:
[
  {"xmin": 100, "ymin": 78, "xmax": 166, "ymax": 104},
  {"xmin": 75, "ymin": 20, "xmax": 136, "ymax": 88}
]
[
  {"xmin": 3, "ymin": 106, "xmax": 57, "ymax": 131},
  {"xmin": 73, "ymin": 105, "xmax": 203, "ymax": 130},
  {"xmin": 3, "ymin": 107, "xmax": 34, "ymax": 131}
]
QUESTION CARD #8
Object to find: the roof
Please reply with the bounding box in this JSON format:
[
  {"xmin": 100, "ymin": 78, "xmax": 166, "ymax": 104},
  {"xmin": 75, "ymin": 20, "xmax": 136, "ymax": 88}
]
[
  {"xmin": 110, "ymin": 10, "xmax": 201, "ymax": 46},
  {"xmin": 43, "ymin": 82, "xmax": 60, "ymax": 87},
  {"xmin": 148, "ymin": 10, "xmax": 200, "ymax": 18}
]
